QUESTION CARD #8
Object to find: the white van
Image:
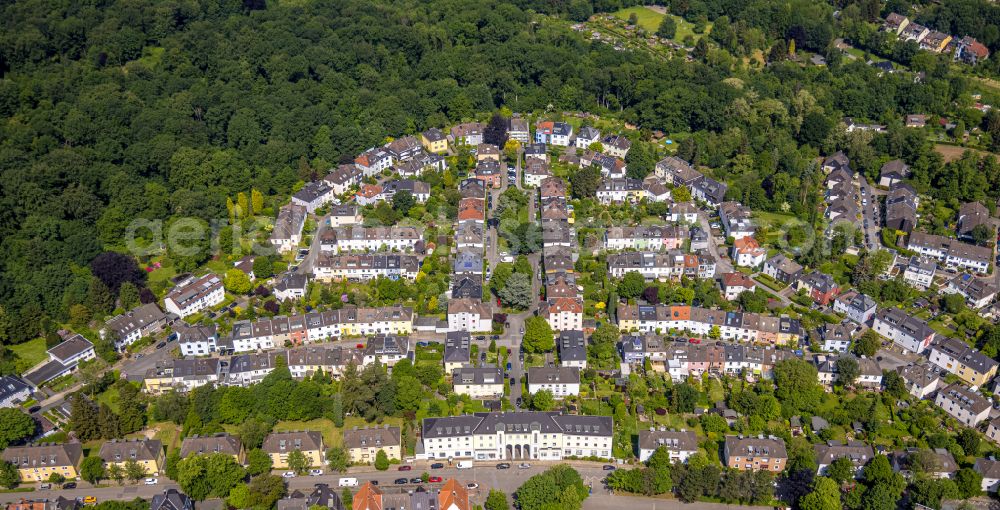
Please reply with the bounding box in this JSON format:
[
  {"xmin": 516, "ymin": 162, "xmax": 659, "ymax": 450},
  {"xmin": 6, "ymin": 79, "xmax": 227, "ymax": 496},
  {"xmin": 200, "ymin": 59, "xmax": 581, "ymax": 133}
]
[
  {"xmin": 338, "ymin": 478, "xmax": 358, "ymax": 487},
  {"xmin": 456, "ymin": 461, "xmax": 473, "ymax": 469}
]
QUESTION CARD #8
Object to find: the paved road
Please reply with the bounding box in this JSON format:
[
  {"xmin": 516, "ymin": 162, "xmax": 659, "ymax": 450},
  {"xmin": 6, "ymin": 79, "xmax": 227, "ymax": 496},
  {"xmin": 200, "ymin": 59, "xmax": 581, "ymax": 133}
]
[
  {"xmin": 296, "ymin": 211, "xmax": 331, "ymax": 276},
  {"xmin": 696, "ymin": 210, "xmax": 732, "ymax": 275},
  {"xmin": 857, "ymin": 175, "xmax": 881, "ymax": 251}
]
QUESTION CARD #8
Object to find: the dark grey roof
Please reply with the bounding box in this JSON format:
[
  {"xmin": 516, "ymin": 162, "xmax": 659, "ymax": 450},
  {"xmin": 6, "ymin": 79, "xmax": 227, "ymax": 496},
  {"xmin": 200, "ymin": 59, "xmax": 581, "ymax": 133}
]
[
  {"xmin": 638, "ymin": 428, "xmax": 698, "ymax": 452},
  {"xmin": 445, "ymin": 332, "xmax": 471, "ymax": 363},
  {"xmin": 151, "ymin": 489, "xmax": 194, "ymax": 510},
  {"xmin": 527, "ymin": 366, "xmax": 580, "ymax": 385},
  {"xmin": 452, "ymin": 367, "xmax": 503, "ymax": 385},
  {"xmin": 47, "ymin": 334, "xmax": 93, "ymax": 362},
  {"xmin": 23, "ymin": 360, "xmax": 72, "ymax": 387},
  {"xmin": 343, "ymin": 426, "xmax": 400, "ymax": 449},
  {"xmin": 0, "ymin": 376, "xmax": 32, "ymax": 399},
  {"xmin": 180, "ymin": 433, "xmax": 242, "ymax": 459},
  {"xmin": 105, "ymin": 303, "xmax": 166, "ymax": 339},
  {"xmin": 558, "ymin": 331, "xmax": 587, "ymax": 361},
  {"xmin": 422, "ymin": 412, "xmax": 611, "ymax": 439}
]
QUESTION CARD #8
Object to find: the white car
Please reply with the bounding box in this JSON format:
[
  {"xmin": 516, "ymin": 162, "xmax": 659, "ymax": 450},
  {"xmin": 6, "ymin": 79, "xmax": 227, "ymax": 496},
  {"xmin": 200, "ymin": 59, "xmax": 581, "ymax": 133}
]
[
  {"xmin": 309, "ymin": 469, "xmax": 323, "ymax": 476},
  {"xmin": 517, "ymin": 463, "xmax": 531, "ymax": 469},
  {"xmin": 144, "ymin": 478, "xmax": 158, "ymax": 485},
  {"xmin": 282, "ymin": 472, "xmax": 296, "ymax": 478},
  {"xmin": 467, "ymin": 482, "xmax": 479, "ymax": 489}
]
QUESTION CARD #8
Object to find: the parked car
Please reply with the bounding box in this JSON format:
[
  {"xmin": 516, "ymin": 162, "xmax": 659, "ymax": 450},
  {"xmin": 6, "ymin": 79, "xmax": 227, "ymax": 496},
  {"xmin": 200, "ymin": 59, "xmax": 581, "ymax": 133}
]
[
  {"xmin": 282, "ymin": 472, "xmax": 296, "ymax": 478},
  {"xmin": 428, "ymin": 476, "xmax": 443, "ymax": 483},
  {"xmin": 517, "ymin": 463, "xmax": 531, "ymax": 469},
  {"xmin": 156, "ymin": 342, "xmax": 166, "ymax": 349},
  {"xmin": 61, "ymin": 483, "xmax": 76, "ymax": 490},
  {"xmin": 395, "ymin": 478, "xmax": 408, "ymax": 485},
  {"xmin": 430, "ymin": 463, "xmax": 445, "ymax": 469},
  {"xmin": 28, "ymin": 406, "xmax": 41, "ymax": 413},
  {"xmin": 516, "ymin": 397, "xmax": 522, "ymax": 407},
  {"xmin": 83, "ymin": 497, "xmax": 97, "ymax": 505},
  {"xmin": 309, "ymin": 469, "xmax": 323, "ymax": 476},
  {"xmin": 356, "ymin": 343, "xmax": 364, "ymax": 349},
  {"xmin": 467, "ymin": 482, "xmax": 479, "ymax": 489},
  {"xmin": 506, "ymin": 362, "xmax": 512, "ymax": 370},
  {"xmin": 398, "ymin": 465, "xmax": 412, "ymax": 471},
  {"xmin": 410, "ymin": 477, "xmax": 423, "ymax": 484},
  {"xmin": 369, "ymin": 480, "xmax": 379, "ymax": 486},
  {"xmin": 602, "ymin": 465, "xmax": 616, "ymax": 471},
  {"xmin": 144, "ymin": 478, "xmax": 158, "ymax": 485},
  {"xmin": 688, "ymin": 338, "xmax": 701, "ymax": 344},
  {"xmin": 496, "ymin": 463, "xmax": 511, "ymax": 469},
  {"xmin": 480, "ymin": 352, "xmax": 486, "ymax": 361},
  {"xmin": 40, "ymin": 484, "xmax": 51, "ymax": 490}
]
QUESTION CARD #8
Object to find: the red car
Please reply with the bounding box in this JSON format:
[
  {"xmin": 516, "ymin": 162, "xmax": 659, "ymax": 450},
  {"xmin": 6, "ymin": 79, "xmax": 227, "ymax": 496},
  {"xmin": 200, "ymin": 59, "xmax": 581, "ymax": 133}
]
[
  {"xmin": 688, "ymin": 338, "xmax": 701, "ymax": 344},
  {"xmin": 356, "ymin": 343, "xmax": 364, "ymax": 349},
  {"xmin": 397, "ymin": 465, "xmax": 412, "ymax": 471},
  {"xmin": 428, "ymin": 476, "xmax": 443, "ymax": 483}
]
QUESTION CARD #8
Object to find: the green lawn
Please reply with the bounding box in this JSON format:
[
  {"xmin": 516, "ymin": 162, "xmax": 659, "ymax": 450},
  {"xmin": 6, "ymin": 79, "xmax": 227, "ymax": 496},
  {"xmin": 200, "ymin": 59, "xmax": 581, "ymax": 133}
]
[
  {"xmin": 613, "ymin": 6, "xmax": 664, "ymax": 32},
  {"xmin": 10, "ymin": 337, "xmax": 48, "ymax": 373}
]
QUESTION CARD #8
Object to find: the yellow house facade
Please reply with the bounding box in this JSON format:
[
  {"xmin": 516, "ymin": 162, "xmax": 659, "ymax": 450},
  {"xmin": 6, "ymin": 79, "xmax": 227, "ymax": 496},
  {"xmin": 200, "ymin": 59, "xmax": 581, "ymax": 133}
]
[
  {"xmin": 421, "ymin": 128, "xmax": 448, "ymax": 154},
  {"xmin": 263, "ymin": 431, "xmax": 325, "ymax": 469},
  {"xmin": 343, "ymin": 426, "xmax": 401, "ymax": 464},
  {"xmin": 99, "ymin": 439, "xmax": 164, "ymax": 476},
  {"xmin": 2, "ymin": 443, "xmax": 83, "ymax": 482}
]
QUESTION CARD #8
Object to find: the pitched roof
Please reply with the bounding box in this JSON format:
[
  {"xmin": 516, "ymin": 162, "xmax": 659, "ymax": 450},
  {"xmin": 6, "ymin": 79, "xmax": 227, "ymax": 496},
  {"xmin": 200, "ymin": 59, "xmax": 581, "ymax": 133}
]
[{"xmin": 439, "ymin": 479, "xmax": 470, "ymax": 510}]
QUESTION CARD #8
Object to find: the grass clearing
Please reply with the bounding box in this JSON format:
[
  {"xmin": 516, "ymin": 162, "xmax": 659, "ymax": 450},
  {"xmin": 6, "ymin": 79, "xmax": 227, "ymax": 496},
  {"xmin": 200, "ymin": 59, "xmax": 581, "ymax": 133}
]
[
  {"xmin": 11, "ymin": 337, "xmax": 48, "ymax": 373},
  {"xmin": 612, "ymin": 6, "xmax": 665, "ymax": 32}
]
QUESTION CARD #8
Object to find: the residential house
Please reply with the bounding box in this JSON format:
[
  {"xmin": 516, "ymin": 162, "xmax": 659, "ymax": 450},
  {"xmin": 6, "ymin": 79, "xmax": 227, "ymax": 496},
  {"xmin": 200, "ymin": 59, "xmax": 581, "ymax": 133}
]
[
  {"xmin": 637, "ymin": 428, "xmax": 698, "ymax": 463},
  {"xmin": 534, "ymin": 121, "xmax": 573, "ymax": 146},
  {"xmin": 900, "ymin": 23, "xmax": 930, "ymax": 43},
  {"xmin": 142, "ymin": 358, "xmax": 221, "ymax": 394},
  {"xmin": 524, "ymin": 143, "xmax": 548, "ymax": 162},
  {"xmin": 815, "ymin": 441, "xmax": 873, "ymax": 478},
  {"xmin": 263, "ymin": 431, "xmax": 325, "ymax": 469},
  {"xmin": 343, "ymin": 426, "xmax": 401, "ymax": 464},
  {"xmin": 891, "ymin": 448, "xmax": 958, "ymax": 479},
  {"xmin": 324, "ymin": 165, "xmax": 363, "ymax": 195},
  {"xmin": 669, "ymin": 202, "xmax": 699, "ymax": 223},
  {"xmin": 291, "ymin": 181, "xmax": 336, "ymax": 213},
  {"xmin": 457, "ymin": 198, "xmax": 486, "ymax": 223},
  {"xmin": 452, "ymin": 367, "xmax": 504, "ymax": 399},
  {"xmin": 439, "ymin": 479, "xmax": 471, "ymax": 510},
  {"xmin": 885, "ymin": 182, "xmax": 919, "ymax": 234},
  {"xmin": 539, "ymin": 298, "xmax": 584, "ymax": 331},
  {"xmin": 99, "ymin": 439, "xmax": 163, "ymax": 476},
  {"xmin": 385, "ymin": 136, "xmax": 422, "ymax": 162},
  {"xmin": 363, "ymin": 335, "xmax": 409, "ymax": 367},
  {"xmin": 905, "ymin": 114, "xmax": 928, "ymax": 128},
  {"xmin": 274, "ymin": 273, "xmax": 309, "ymax": 302},
  {"xmin": 873, "ymin": 308, "xmax": 935, "ymax": 353},
  {"xmin": 819, "ymin": 324, "xmax": 852, "ymax": 353},
  {"xmin": 320, "ymin": 225, "xmax": 422, "ymax": 254},
  {"xmin": 934, "ymin": 384, "xmax": 991, "ymax": 427},
  {"xmin": 718, "ymin": 202, "xmax": 755, "ymax": 240},
  {"xmin": 958, "ymin": 201, "xmax": 991, "ymax": 241},
  {"xmin": 286, "ymin": 345, "xmax": 363, "ymax": 379},
  {"xmin": 642, "ymin": 176, "xmax": 671, "ymax": 203},
  {"xmin": 883, "ymin": 13, "xmax": 909, "ymax": 35},
  {"xmin": 943, "ymin": 273, "xmax": 998, "ymax": 309},
  {"xmin": 421, "ymin": 128, "xmax": 448, "ymax": 153},
  {"xmin": 329, "ymin": 205, "xmax": 362, "ymax": 227},
  {"xmin": 989, "ymin": 416, "xmax": 1000, "ymax": 445},
  {"xmin": 955, "ymin": 36, "xmax": 991, "ymax": 65},
  {"xmin": 24, "ymin": 334, "xmax": 96, "ymax": 388},
  {"xmin": 527, "ymin": 366, "xmax": 580, "ymax": 398},
  {"xmin": 731, "ymin": 237, "xmax": 766, "ymax": 269},
  {"xmin": 226, "ymin": 351, "xmax": 284, "ymax": 387},
  {"xmin": 352, "ymin": 482, "xmax": 382, "ymax": 510},
  {"xmin": 458, "ymin": 179, "xmax": 486, "ymax": 199},
  {"xmin": 928, "ymin": 336, "xmax": 998, "ymax": 387},
  {"xmin": 607, "ymin": 251, "xmax": 714, "ymax": 281},
  {"xmin": 974, "ymin": 458, "xmax": 1000, "ymax": 493},
  {"xmin": 419, "ymin": 412, "xmax": 613, "ymax": 460},
  {"xmin": 176, "ymin": 323, "xmax": 219, "ymax": 357},
  {"xmin": 655, "ymin": 157, "xmax": 701, "ymax": 186},
  {"xmin": 508, "ymin": 117, "xmax": 530, "ymax": 144},
  {"xmin": 473, "ymin": 159, "xmax": 503, "ymax": 188},
  {"xmin": 444, "ymin": 331, "xmax": 471, "ymax": 372},
  {"xmin": 103, "ymin": 303, "xmax": 167, "ymax": 351},
  {"xmin": 691, "ymin": 175, "xmax": 727, "ymax": 207},
  {"xmin": 270, "ymin": 204, "xmax": 308, "ymax": 254},
  {"xmin": 575, "ymin": 126, "xmax": 600, "ymax": 149},
  {"xmin": 897, "ymin": 364, "xmax": 941, "ymax": 399},
  {"xmin": 451, "ymin": 123, "xmax": 485, "ymax": 146},
  {"xmin": 617, "ymin": 305, "xmax": 802, "ymax": 345},
  {"xmin": 604, "ymin": 225, "xmax": 683, "ymax": 251},
  {"xmin": 451, "ymin": 275, "xmax": 483, "ymax": 300},
  {"xmin": 455, "ymin": 222, "xmax": 484, "ymax": 251},
  {"xmin": 151, "ymin": 489, "xmax": 194, "ymax": 510},
  {"xmin": 523, "ymin": 159, "xmax": 552, "ymax": 188},
  {"xmin": 179, "ymin": 433, "xmax": 244, "ymax": 463},
  {"xmin": 822, "ymin": 151, "xmax": 851, "ymax": 173},
  {"xmin": 879, "ymin": 160, "xmax": 911, "ymax": 187},
  {"xmin": 0, "ymin": 376, "xmax": 32, "ymax": 408},
  {"xmin": 763, "ymin": 254, "xmax": 803, "ymax": 285},
  {"xmin": 723, "ymin": 435, "xmax": 787, "ymax": 472},
  {"xmin": 833, "ymin": 291, "xmax": 877, "ymax": 324},
  {"xmin": 313, "ymin": 253, "xmax": 420, "ymax": 283},
  {"xmin": 596, "ymin": 178, "xmax": 645, "ymax": 204},
  {"xmin": 453, "ymin": 250, "xmax": 483, "ymax": 276},
  {"xmin": 381, "ymin": 179, "xmax": 431, "ymax": 203},
  {"xmin": 448, "ymin": 299, "xmax": 492, "ymax": 332},
  {"xmin": 1, "ymin": 443, "xmax": 83, "ymax": 482},
  {"xmin": 395, "ymin": 151, "xmax": 446, "ymax": 177},
  {"xmin": 794, "ymin": 272, "xmax": 840, "ymax": 306},
  {"xmin": 354, "ymin": 148, "xmax": 394, "ymax": 177},
  {"xmin": 557, "ymin": 331, "xmax": 587, "ymax": 368},
  {"xmin": 920, "ymin": 31, "xmax": 952, "ymax": 53},
  {"xmin": 903, "ymin": 256, "xmax": 936, "ymax": 289},
  {"xmin": 353, "ymin": 183, "xmax": 382, "ymax": 207},
  {"xmin": 720, "ymin": 272, "xmax": 756, "ymax": 301},
  {"xmin": 163, "ymin": 273, "xmax": 224, "ymax": 318},
  {"xmin": 601, "ymin": 134, "xmax": 632, "ymax": 159}
]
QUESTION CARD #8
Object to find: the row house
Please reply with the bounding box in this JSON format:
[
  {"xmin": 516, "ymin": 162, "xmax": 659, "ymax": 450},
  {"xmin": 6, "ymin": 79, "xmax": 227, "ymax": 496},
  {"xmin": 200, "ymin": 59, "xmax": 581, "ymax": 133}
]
[
  {"xmin": 539, "ymin": 176, "xmax": 566, "ymax": 199},
  {"xmin": 455, "ymin": 221, "xmax": 485, "ymax": 251},
  {"xmin": 822, "ymin": 151, "xmax": 850, "ymax": 173},
  {"xmin": 617, "ymin": 305, "xmax": 802, "ymax": 345},
  {"xmin": 313, "ymin": 253, "xmax": 420, "ymax": 282},
  {"xmin": 607, "ymin": 251, "xmax": 715, "ymax": 280},
  {"xmin": 286, "ymin": 345, "xmax": 364, "ymax": 379},
  {"xmin": 541, "ymin": 197, "xmax": 570, "ymax": 223},
  {"xmin": 908, "ymin": 231, "xmax": 993, "ymax": 274},
  {"xmin": 595, "ymin": 178, "xmax": 645, "ymax": 204},
  {"xmin": 458, "ymin": 178, "xmax": 486, "ymax": 199},
  {"xmin": 473, "ymin": 159, "xmax": 503, "ymax": 188},
  {"xmin": 329, "ymin": 204, "xmax": 362, "ymax": 227},
  {"xmin": 320, "ymin": 226, "xmax": 422, "ymax": 253},
  {"xmin": 928, "ymin": 336, "xmax": 998, "ymax": 387},
  {"xmin": 879, "ymin": 160, "xmax": 911, "ymax": 188},
  {"xmin": 420, "ymin": 412, "xmax": 612, "ymax": 461},
  {"xmin": 451, "ymin": 274, "xmax": 483, "ymax": 300},
  {"xmin": 601, "ymin": 134, "xmax": 632, "ymax": 159},
  {"xmin": 903, "ymin": 256, "xmax": 936, "ymax": 289},
  {"xmin": 457, "ymin": 198, "xmax": 486, "ymax": 223},
  {"xmin": 557, "ymin": 331, "xmax": 587, "ymax": 368},
  {"xmin": 604, "ymin": 225, "xmax": 683, "ymax": 251},
  {"xmin": 269, "ymin": 204, "xmax": 308, "ymax": 254},
  {"xmin": 177, "ymin": 324, "xmax": 219, "ymax": 357},
  {"xmin": 444, "ymin": 332, "xmax": 471, "ymax": 372},
  {"xmin": 872, "ymin": 307, "xmax": 935, "ymax": 353},
  {"xmin": 476, "ymin": 143, "xmax": 500, "ymax": 162},
  {"xmin": 523, "ymin": 158, "xmax": 553, "ymax": 188},
  {"xmin": 163, "ymin": 273, "xmax": 224, "ymax": 318},
  {"xmin": 525, "ymin": 142, "xmax": 548, "ymax": 162},
  {"xmin": 542, "ymin": 221, "xmax": 574, "ymax": 248},
  {"xmin": 543, "ymin": 246, "xmax": 574, "ymax": 274},
  {"xmin": 226, "ymin": 351, "xmax": 285, "ymax": 387},
  {"xmin": 794, "ymin": 272, "xmax": 840, "ymax": 306},
  {"xmin": 718, "ymin": 202, "xmax": 755, "ymax": 240}
]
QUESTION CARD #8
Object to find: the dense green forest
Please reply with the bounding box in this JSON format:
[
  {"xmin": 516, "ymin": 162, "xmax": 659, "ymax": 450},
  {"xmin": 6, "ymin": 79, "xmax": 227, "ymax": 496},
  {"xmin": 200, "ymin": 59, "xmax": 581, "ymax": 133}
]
[{"xmin": 1, "ymin": 0, "xmax": 1000, "ymax": 353}]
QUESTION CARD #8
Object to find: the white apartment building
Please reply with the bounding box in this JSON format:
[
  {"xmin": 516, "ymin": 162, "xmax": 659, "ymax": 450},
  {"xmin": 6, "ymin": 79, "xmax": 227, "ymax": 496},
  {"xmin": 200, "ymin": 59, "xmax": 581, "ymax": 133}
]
[
  {"xmin": 163, "ymin": 274, "xmax": 224, "ymax": 318},
  {"xmin": 420, "ymin": 412, "xmax": 613, "ymax": 461},
  {"xmin": 872, "ymin": 308, "xmax": 935, "ymax": 353},
  {"xmin": 526, "ymin": 367, "xmax": 580, "ymax": 398},
  {"xmin": 637, "ymin": 428, "xmax": 698, "ymax": 463},
  {"xmin": 934, "ymin": 383, "xmax": 991, "ymax": 427},
  {"xmin": 452, "ymin": 367, "xmax": 504, "ymax": 399}
]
